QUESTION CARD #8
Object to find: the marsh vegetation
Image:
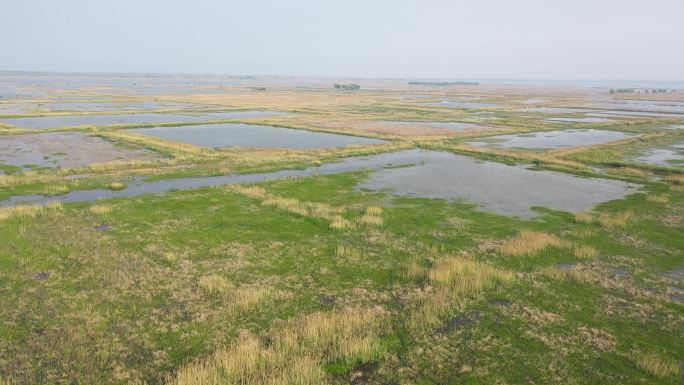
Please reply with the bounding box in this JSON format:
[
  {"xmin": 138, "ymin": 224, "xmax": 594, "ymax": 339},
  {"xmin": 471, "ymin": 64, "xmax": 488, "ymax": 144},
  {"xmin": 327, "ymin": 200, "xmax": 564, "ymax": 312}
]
[{"xmin": 0, "ymin": 73, "xmax": 682, "ymax": 385}]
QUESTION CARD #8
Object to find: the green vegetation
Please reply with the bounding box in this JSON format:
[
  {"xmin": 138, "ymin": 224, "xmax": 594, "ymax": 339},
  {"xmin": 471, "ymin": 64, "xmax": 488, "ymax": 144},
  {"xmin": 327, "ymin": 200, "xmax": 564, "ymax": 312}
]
[
  {"xmin": 1, "ymin": 169, "xmax": 682, "ymax": 384},
  {"xmin": 1, "ymin": 83, "xmax": 682, "ymax": 385}
]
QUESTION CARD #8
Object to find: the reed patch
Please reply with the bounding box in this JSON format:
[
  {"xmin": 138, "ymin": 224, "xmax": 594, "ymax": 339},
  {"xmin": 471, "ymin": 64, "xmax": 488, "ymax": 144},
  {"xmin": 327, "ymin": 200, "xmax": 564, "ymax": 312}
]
[
  {"xmin": 497, "ymin": 230, "xmax": 563, "ymax": 257},
  {"xmin": 168, "ymin": 307, "xmax": 386, "ymax": 385},
  {"xmin": 412, "ymin": 255, "xmax": 514, "ymax": 329},
  {"xmin": 88, "ymin": 203, "xmax": 113, "ymax": 215},
  {"xmin": 634, "ymin": 352, "xmax": 681, "ymax": 379},
  {"xmin": 574, "ymin": 210, "xmax": 633, "ymax": 229},
  {"xmin": 228, "ymin": 185, "xmax": 383, "ymax": 230},
  {"xmin": 0, "ymin": 201, "xmax": 63, "ymax": 221}
]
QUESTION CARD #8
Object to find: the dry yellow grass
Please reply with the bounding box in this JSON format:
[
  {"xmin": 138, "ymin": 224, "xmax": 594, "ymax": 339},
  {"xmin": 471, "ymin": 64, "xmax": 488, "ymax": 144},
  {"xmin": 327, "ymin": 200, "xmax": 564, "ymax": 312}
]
[
  {"xmin": 645, "ymin": 194, "xmax": 669, "ymax": 204},
  {"xmin": 164, "ymin": 252, "xmax": 179, "ymax": 263},
  {"xmin": 574, "ymin": 211, "xmax": 633, "ymax": 229},
  {"xmin": 107, "ymin": 181, "xmax": 126, "ymax": 191},
  {"xmin": 89, "ymin": 204, "xmax": 112, "ymax": 215},
  {"xmin": 598, "ymin": 211, "xmax": 633, "ymax": 228},
  {"xmin": 664, "ymin": 174, "xmax": 684, "ymax": 186},
  {"xmin": 573, "ymin": 245, "xmax": 598, "ymax": 260},
  {"xmin": 412, "ymin": 255, "xmax": 514, "ymax": 329},
  {"xmin": 99, "ymin": 130, "xmax": 214, "ymax": 159},
  {"xmin": 635, "ymin": 353, "xmax": 681, "ymax": 379},
  {"xmin": 497, "ymin": 230, "xmax": 562, "ymax": 257},
  {"xmin": 574, "ymin": 212, "xmax": 595, "ymax": 224},
  {"xmin": 0, "ymin": 202, "xmax": 63, "ymax": 221},
  {"xmin": 329, "ymin": 216, "xmax": 353, "ymax": 230},
  {"xmin": 406, "ymin": 260, "xmax": 427, "ymax": 280},
  {"xmin": 168, "ymin": 307, "xmax": 385, "ymax": 385},
  {"xmin": 68, "ymin": 158, "xmax": 171, "ymax": 174},
  {"xmin": 229, "ymin": 185, "xmax": 359, "ymax": 230},
  {"xmin": 356, "ymin": 206, "xmax": 384, "ymax": 227},
  {"xmin": 198, "ymin": 275, "xmax": 234, "ymax": 295},
  {"xmin": 335, "ymin": 244, "xmax": 361, "ymax": 260},
  {"xmin": 45, "ymin": 184, "xmax": 71, "ymax": 196},
  {"xmin": 198, "ymin": 275, "xmax": 271, "ymax": 311}
]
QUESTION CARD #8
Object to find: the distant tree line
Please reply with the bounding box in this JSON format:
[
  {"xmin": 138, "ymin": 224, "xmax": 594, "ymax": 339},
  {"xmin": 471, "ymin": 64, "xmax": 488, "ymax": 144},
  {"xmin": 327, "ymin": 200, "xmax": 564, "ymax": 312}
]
[
  {"xmin": 610, "ymin": 89, "xmax": 635, "ymax": 94},
  {"xmin": 334, "ymin": 83, "xmax": 360, "ymax": 90},
  {"xmin": 408, "ymin": 81, "xmax": 479, "ymax": 86}
]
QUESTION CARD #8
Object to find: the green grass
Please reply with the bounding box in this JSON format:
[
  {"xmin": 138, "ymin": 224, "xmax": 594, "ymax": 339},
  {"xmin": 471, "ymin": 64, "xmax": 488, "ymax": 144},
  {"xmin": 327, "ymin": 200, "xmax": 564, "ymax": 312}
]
[
  {"xmin": 1, "ymin": 90, "xmax": 683, "ymax": 385},
  {"xmin": 1, "ymin": 168, "xmax": 681, "ymax": 385}
]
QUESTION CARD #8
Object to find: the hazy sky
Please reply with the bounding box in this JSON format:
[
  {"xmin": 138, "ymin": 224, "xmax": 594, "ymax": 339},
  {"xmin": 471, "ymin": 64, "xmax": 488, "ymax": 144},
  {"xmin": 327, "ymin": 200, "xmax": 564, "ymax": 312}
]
[{"xmin": 2, "ymin": 0, "xmax": 683, "ymax": 80}]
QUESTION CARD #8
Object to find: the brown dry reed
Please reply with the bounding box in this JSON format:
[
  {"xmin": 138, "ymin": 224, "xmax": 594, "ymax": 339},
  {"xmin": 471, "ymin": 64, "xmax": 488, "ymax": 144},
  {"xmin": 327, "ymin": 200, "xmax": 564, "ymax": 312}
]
[
  {"xmin": 497, "ymin": 230, "xmax": 563, "ymax": 257},
  {"xmin": 168, "ymin": 307, "xmax": 386, "ymax": 385},
  {"xmin": 229, "ymin": 185, "xmax": 384, "ymax": 230},
  {"xmin": 0, "ymin": 202, "xmax": 63, "ymax": 221},
  {"xmin": 635, "ymin": 353, "xmax": 681, "ymax": 379},
  {"xmin": 412, "ymin": 255, "xmax": 514, "ymax": 329}
]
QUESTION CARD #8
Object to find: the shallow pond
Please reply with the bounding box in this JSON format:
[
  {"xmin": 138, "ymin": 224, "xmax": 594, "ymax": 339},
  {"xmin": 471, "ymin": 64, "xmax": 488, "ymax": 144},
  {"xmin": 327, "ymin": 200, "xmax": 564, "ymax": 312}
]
[
  {"xmin": 0, "ymin": 110, "xmax": 284, "ymax": 129},
  {"xmin": 634, "ymin": 145, "xmax": 684, "ymax": 167},
  {"xmin": 356, "ymin": 150, "xmax": 640, "ymax": 218},
  {"xmin": 133, "ymin": 123, "xmax": 385, "ymax": 149},
  {"xmin": 466, "ymin": 129, "xmax": 636, "ymax": 150},
  {"xmin": 586, "ymin": 110, "xmax": 682, "ymax": 118},
  {"xmin": 0, "ymin": 132, "xmax": 160, "ymax": 171},
  {"xmin": 423, "ymin": 100, "xmax": 499, "ymax": 109},
  {"xmin": 384, "ymin": 121, "xmax": 487, "ymax": 131},
  {"xmin": 1, "ymin": 149, "xmax": 640, "ymax": 218},
  {"xmin": 39, "ymin": 101, "xmax": 198, "ymax": 112},
  {"xmin": 593, "ymin": 101, "xmax": 684, "ymax": 114}
]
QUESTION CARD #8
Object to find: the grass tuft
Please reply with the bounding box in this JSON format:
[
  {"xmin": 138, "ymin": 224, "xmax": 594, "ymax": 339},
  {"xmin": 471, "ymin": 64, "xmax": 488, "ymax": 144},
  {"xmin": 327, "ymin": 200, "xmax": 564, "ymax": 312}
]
[
  {"xmin": 574, "ymin": 211, "xmax": 633, "ymax": 229},
  {"xmin": 573, "ymin": 245, "xmax": 598, "ymax": 260},
  {"xmin": 107, "ymin": 181, "xmax": 126, "ymax": 191},
  {"xmin": 356, "ymin": 206, "xmax": 384, "ymax": 227},
  {"xmin": 335, "ymin": 244, "xmax": 361, "ymax": 260},
  {"xmin": 635, "ymin": 353, "xmax": 681, "ymax": 379},
  {"xmin": 645, "ymin": 194, "xmax": 669, "ymax": 204},
  {"xmin": 198, "ymin": 275, "xmax": 234, "ymax": 295},
  {"xmin": 229, "ymin": 185, "xmax": 356, "ymax": 230},
  {"xmin": 169, "ymin": 307, "xmax": 386, "ymax": 385},
  {"xmin": 45, "ymin": 184, "xmax": 71, "ymax": 196},
  {"xmin": 497, "ymin": 230, "xmax": 562, "ymax": 257},
  {"xmin": 0, "ymin": 201, "xmax": 63, "ymax": 221},
  {"xmin": 598, "ymin": 211, "xmax": 633, "ymax": 228},
  {"xmin": 412, "ymin": 255, "xmax": 514, "ymax": 329},
  {"xmin": 89, "ymin": 204, "xmax": 112, "ymax": 215}
]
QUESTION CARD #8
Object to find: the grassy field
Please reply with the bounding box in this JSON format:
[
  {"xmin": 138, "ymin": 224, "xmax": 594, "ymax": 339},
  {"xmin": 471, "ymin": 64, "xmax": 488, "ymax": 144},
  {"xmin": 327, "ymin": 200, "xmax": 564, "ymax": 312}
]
[{"xmin": 0, "ymin": 80, "xmax": 682, "ymax": 384}]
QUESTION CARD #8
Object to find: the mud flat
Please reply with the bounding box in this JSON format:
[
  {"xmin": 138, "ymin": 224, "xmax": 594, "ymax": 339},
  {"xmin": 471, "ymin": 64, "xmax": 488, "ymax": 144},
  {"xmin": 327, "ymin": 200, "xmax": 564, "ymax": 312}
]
[
  {"xmin": 132, "ymin": 123, "xmax": 386, "ymax": 149},
  {"xmin": 466, "ymin": 129, "xmax": 636, "ymax": 150},
  {"xmin": 0, "ymin": 132, "xmax": 160, "ymax": 171}
]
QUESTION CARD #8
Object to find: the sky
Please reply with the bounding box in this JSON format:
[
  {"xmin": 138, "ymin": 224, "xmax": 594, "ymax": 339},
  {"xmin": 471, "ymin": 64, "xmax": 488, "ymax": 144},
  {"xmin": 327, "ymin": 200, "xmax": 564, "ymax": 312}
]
[{"xmin": 2, "ymin": 0, "xmax": 683, "ymax": 80}]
